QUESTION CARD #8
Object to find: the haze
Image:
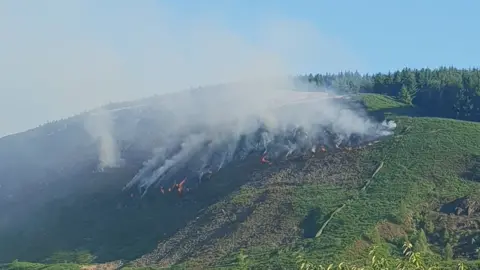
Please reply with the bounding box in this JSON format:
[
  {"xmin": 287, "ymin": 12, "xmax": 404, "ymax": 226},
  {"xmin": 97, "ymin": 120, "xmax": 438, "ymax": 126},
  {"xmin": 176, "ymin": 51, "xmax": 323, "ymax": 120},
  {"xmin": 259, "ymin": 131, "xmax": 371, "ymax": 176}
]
[{"xmin": 0, "ymin": 0, "xmax": 363, "ymax": 137}]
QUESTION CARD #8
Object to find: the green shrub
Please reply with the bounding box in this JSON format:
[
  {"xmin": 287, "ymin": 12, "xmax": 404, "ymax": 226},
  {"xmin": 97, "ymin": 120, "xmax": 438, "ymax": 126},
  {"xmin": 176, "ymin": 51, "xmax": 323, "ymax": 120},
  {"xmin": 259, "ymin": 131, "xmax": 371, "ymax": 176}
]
[{"xmin": 7, "ymin": 261, "xmax": 45, "ymax": 270}]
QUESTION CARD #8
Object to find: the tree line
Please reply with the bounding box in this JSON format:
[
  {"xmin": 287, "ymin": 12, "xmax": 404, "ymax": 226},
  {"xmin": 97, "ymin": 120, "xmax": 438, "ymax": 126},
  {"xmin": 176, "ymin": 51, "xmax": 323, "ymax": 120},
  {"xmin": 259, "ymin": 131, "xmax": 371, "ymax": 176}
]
[{"xmin": 298, "ymin": 67, "xmax": 480, "ymax": 122}]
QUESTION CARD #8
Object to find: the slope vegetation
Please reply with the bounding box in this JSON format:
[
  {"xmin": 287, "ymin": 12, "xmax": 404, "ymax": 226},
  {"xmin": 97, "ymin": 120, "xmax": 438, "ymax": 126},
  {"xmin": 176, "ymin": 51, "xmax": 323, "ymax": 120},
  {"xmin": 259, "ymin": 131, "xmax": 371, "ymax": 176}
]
[
  {"xmin": 128, "ymin": 94, "xmax": 480, "ymax": 268},
  {"xmin": 4, "ymin": 94, "xmax": 480, "ymax": 270}
]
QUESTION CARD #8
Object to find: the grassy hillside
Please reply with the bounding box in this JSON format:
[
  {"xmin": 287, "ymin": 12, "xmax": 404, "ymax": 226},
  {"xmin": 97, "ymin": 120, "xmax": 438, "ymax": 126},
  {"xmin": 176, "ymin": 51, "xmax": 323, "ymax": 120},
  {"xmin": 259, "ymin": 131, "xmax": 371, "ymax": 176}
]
[
  {"xmin": 175, "ymin": 94, "xmax": 480, "ymax": 269},
  {"xmin": 127, "ymin": 94, "xmax": 480, "ymax": 268},
  {"xmin": 359, "ymin": 94, "xmax": 409, "ymax": 112},
  {"xmin": 5, "ymin": 94, "xmax": 480, "ymax": 269}
]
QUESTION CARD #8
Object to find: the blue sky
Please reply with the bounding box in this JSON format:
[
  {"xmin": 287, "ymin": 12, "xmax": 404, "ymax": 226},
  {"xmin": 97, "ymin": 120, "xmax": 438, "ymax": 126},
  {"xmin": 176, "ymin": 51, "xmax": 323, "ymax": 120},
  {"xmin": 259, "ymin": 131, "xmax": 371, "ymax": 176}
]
[
  {"xmin": 0, "ymin": 0, "xmax": 478, "ymax": 136},
  {"xmin": 167, "ymin": 0, "xmax": 480, "ymax": 73}
]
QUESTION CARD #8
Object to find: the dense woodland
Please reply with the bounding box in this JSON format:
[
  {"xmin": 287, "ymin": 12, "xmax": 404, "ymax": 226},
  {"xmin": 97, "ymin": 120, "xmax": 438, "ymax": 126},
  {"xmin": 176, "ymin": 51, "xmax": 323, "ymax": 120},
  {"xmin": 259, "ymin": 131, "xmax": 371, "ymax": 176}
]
[{"xmin": 299, "ymin": 67, "xmax": 480, "ymax": 122}]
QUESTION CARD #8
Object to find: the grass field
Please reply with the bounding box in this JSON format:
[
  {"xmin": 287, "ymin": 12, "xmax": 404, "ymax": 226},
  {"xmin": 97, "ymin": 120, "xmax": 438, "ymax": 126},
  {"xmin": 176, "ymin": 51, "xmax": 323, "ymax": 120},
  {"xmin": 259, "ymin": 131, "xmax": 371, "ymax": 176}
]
[{"xmin": 5, "ymin": 94, "xmax": 480, "ymax": 269}]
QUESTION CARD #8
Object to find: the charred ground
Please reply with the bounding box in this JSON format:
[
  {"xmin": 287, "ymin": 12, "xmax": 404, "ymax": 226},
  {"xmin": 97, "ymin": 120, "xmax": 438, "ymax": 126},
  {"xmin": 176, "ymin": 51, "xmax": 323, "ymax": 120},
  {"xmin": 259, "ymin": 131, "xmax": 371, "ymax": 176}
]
[{"xmin": 128, "ymin": 146, "xmax": 378, "ymax": 269}]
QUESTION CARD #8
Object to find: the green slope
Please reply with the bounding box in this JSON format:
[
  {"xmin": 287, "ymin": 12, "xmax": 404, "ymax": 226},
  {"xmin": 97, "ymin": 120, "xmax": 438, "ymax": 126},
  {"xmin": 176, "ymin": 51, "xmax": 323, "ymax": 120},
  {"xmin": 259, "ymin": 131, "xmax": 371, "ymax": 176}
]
[
  {"xmin": 203, "ymin": 117, "xmax": 479, "ymax": 269},
  {"xmin": 124, "ymin": 95, "xmax": 480, "ymax": 269},
  {"xmin": 181, "ymin": 95, "xmax": 480, "ymax": 269},
  {"xmin": 6, "ymin": 94, "xmax": 480, "ymax": 270},
  {"xmin": 359, "ymin": 93, "xmax": 410, "ymax": 112}
]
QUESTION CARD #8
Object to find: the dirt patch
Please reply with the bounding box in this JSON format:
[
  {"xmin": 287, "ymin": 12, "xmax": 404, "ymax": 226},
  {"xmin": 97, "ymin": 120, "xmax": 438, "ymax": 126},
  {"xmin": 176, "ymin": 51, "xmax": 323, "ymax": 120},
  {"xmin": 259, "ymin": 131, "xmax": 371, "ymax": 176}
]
[
  {"xmin": 343, "ymin": 239, "xmax": 371, "ymax": 260},
  {"xmin": 353, "ymin": 239, "xmax": 371, "ymax": 251},
  {"xmin": 377, "ymin": 221, "xmax": 407, "ymax": 241}
]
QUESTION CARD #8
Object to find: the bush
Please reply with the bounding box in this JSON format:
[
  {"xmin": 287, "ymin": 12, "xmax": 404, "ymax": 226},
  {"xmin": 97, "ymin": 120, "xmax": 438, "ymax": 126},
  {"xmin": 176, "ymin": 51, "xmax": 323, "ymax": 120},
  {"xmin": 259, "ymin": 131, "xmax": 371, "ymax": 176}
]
[
  {"xmin": 43, "ymin": 264, "xmax": 81, "ymax": 270},
  {"xmin": 72, "ymin": 250, "xmax": 95, "ymax": 265},
  {"xmin": 413, "ymin": 229, "xmax": 428, "ymax": 253},
  {"xmin": 48, "ymin": 250, "xmax": 95, "ymax": 265},
  {"xmin": 6, "ymin": 261, "xmax": 81, "ymax": 270},
  {"xmin": 296, "ymin": 241, "xmax": 469, "ymax": 270},
  {"xmin": 7, "ymin": 261, "xmax": 45, "ymax": 270},
  {"xmin": 444, "ymin": 243, "xmax": 454, "ymax": 261}
]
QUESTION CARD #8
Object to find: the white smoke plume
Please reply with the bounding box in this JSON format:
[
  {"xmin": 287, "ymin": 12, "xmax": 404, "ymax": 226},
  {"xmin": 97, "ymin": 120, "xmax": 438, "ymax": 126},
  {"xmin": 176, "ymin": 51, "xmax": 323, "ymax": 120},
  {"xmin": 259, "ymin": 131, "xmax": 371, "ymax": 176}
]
[
  {"xmin": 84, "ymin": 108, "xmax": 124, "ymax": 171},
  {"xmin": 0, "ymin": 0, "xmax": 380, "ymax": 195},
  {"xmin": 124, "ymin": 87, "xmax": 397, "ymax": 196},
  {"xmin": 0, "ymin": 1, "xmax": 365, "ymax": 138}
]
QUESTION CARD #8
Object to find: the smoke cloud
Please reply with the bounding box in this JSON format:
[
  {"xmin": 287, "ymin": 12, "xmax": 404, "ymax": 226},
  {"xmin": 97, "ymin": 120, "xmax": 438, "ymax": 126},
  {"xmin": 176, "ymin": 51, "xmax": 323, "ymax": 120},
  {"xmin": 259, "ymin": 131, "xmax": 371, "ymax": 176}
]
[
  {"xmin": 84, "ymin": 108, "xmax": 124, "ymax": 170},
  {"xmin": 0, "ymin": 1, "xmax": 379, "ymax": 195},
  {"xmin": 122, "ymin": 87, "xmax": 397, "ymax": 196},
  {"xmin": 0, "ymin": 0, "xmax": 364, "ymax": 138}
]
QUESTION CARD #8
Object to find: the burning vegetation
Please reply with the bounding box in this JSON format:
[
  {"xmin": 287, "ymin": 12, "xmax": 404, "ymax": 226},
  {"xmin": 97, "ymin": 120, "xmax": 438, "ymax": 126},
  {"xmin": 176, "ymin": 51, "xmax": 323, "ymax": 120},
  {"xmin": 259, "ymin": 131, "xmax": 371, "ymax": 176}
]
[{"xmin": 120, "ymin": 91, "xmax": 397, "ymax": 198}]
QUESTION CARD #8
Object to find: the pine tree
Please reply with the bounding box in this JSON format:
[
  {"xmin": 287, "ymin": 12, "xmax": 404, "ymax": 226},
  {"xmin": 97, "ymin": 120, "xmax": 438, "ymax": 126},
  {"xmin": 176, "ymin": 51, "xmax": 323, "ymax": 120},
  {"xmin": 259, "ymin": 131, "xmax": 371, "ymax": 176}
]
[
  {"xmin": 425, "ymin": 220, "xmax": 435, "ymax": 234},
  {"xmin": 413, "ymin": 229, "xmax": 429, "ymax": 253},
  {"xmin": 444, "ymin": 243, "xmax": 454, "ymax": 260},
  {"xmin": 443, "ymin": 228, "xmax": 450, "ymax": 244},
  {"xmin": 399, "ymin": 86, "xmax": 413, "ymax": 105}
]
